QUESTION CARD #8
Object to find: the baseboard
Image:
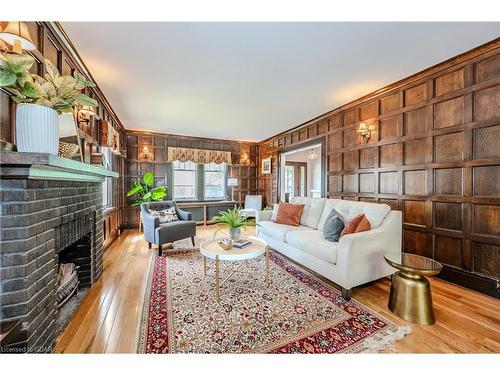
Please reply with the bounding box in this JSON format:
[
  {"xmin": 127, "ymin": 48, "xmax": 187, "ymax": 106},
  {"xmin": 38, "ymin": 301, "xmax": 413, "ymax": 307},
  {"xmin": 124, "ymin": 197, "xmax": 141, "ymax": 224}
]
[{"xmin": 437, "ymin": 267, "xmax": 499, "ymax": 299}]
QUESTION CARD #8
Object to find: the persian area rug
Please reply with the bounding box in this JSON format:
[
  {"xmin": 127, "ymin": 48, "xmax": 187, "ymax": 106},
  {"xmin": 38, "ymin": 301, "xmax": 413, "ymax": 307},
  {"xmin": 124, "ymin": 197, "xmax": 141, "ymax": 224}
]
[{"xmin": 137, "ymin": 249, "xmax": 411, "ymax": 353}]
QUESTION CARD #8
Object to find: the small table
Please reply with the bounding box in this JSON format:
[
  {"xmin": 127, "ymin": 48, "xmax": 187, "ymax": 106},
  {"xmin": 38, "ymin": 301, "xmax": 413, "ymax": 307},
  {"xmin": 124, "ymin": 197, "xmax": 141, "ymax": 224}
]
[
  {"xmin": 384, "ymin": 252, "xmax": 443, "ymax": 325},
  {"xmin": 199, "ymin": 236, "xmax": 269, "ymax": 302}
]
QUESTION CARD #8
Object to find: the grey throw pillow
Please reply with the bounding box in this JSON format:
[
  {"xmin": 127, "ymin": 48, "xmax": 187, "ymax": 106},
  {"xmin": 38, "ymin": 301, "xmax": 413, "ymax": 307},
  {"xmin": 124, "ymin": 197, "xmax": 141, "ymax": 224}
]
[
  {"xmin": 322, "ymin": 209, "xmax": 345, "ymax": 242},
  {"xmin": 149, "ymin": 207, "xmax": 178, "ymax": 223}
]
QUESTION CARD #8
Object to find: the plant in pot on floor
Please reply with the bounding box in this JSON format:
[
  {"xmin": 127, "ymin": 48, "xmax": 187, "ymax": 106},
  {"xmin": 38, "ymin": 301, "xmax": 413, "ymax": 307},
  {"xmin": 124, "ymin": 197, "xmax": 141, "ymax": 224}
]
[
  {"xmin": 0, "ymin": 51, "xmax": 97, "ymax": 154},
  {"xmin": 212, "ymin": 208, "xmax": 255, "ymax": 242},
  {"xmin": 127, "ymin": 171, "xmax": 168, "ymax": 232},
  {"xmin": 126, "ymin": 171, "xmax": 168, "ymax": 206}
]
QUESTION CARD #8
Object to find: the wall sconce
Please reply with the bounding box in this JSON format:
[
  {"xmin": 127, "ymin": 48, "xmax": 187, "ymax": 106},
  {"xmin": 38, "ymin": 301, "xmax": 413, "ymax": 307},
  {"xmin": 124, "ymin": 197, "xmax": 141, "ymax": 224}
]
[
  {"xmin": 0, "ymin": 22, "xmax": 36, "ymax": 54},
  {"xmin": 240, "ymin": 152, "xmax": 249, "ymax": 165},
  {"xmin": 357, "ymin": 122, "xmax": 372, "ymax": 143},
  {"xmin": 143, "ymin": 146, "xmax": 150, "ymax": 159}
]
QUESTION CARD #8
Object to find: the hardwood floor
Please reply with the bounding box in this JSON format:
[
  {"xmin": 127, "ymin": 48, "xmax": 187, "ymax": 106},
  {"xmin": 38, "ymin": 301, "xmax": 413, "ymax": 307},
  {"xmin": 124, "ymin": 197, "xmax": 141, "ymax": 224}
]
[{"xmin": 53, "ymin": 227, "xmax": 500, "ymax": 353}]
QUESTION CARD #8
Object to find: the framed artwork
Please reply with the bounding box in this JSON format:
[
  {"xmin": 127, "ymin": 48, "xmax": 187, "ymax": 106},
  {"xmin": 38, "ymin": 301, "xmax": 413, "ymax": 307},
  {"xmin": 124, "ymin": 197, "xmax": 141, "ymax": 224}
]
[{"xmin": 262, "ymin": 157, "xmax": 272, "ymax": 175}]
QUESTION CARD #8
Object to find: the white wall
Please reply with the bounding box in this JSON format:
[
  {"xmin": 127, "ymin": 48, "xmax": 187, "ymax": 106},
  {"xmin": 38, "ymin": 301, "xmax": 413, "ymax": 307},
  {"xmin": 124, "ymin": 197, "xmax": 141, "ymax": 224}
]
[{"xmin": 283, "ymin": 145, "xmax": 322, "ymax": 197}]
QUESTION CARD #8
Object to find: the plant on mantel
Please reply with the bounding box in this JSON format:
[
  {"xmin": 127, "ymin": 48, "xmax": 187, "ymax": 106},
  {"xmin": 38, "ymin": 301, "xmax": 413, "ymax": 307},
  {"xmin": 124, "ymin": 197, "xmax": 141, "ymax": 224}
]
[
  {"xmin": 0, "ymin": 52, "xmax": 97, "ymax": 112},
  {"xmin": 0, "ymin": 51, "xmax": 98, "ymax": 155}
]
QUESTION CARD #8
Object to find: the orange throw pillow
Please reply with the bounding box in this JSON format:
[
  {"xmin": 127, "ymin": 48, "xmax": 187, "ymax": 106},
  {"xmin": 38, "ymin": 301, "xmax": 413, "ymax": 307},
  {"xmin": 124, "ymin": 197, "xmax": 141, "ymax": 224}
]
[
  {"xmin": 355, "ymin": 215, "xmax": 371, "ymax": 233},
  {"xmin": 340, "ymin": 214, "xmax": 371, "ymax": 238},
  {"xmin": 274, "ymin": 202, "xmax": 305, "ymax": 226}
]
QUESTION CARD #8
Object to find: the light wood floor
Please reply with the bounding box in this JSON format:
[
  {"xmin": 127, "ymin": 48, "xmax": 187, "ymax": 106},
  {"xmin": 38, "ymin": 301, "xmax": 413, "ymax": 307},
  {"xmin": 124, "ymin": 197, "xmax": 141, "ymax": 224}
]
[{"xmin": 53, "ymin": 227, "xmax": 500, "ymax": 353}]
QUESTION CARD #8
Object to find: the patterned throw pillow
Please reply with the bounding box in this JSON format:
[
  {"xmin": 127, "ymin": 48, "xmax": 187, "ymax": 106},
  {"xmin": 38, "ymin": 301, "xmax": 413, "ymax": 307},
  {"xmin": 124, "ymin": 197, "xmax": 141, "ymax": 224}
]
[
  {"xmin": 149, "ymin": 207, "xmax": 179, "ymax": 223},
  {"xmin": 322, "ymin": 209, "xmax": 345, "ymax": 242}
]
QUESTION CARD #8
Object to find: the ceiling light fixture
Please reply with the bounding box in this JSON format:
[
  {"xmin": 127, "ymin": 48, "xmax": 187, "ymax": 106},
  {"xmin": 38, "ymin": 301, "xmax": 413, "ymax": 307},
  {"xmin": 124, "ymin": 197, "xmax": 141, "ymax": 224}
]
[
  {"xmin": 307, "ymin": 149, "xmax": 318, "ymax": 160},
  {"xmin": 0, "ymin": 21, "xmax": 36, "ymax": 54}
]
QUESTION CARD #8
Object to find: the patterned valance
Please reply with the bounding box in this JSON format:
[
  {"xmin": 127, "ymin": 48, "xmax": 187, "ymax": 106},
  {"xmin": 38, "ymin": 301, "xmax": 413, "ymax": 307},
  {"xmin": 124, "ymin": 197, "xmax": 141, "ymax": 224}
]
[{"xmin": 167, "ymin": 147, "xmax": 232, "ymax": 164}]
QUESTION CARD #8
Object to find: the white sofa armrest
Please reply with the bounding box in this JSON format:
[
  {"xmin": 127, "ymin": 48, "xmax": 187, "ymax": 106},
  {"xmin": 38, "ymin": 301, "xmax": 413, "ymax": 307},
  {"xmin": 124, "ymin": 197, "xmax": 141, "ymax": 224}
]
[
  {"xmin": 256, "ymin": 210, "xmax": 273, "ymax": 223},
  {"xmin": 335, "ymin": 211, "xmax": 402, "ymax": 290}
]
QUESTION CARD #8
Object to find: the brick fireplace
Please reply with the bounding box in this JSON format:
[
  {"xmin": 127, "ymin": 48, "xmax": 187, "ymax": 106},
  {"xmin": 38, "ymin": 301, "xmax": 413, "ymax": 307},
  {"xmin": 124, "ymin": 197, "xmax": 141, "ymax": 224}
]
[{"xmin": 0, "ymin": 152, "xmax": 117, "ymax": 353}]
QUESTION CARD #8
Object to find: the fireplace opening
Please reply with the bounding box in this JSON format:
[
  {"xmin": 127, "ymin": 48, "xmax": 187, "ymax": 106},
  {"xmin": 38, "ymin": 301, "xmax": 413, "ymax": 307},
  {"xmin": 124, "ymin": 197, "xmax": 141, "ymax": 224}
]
[{"xmin": 56, "ymin": 233, "xmax": 92, "ymax": 335}]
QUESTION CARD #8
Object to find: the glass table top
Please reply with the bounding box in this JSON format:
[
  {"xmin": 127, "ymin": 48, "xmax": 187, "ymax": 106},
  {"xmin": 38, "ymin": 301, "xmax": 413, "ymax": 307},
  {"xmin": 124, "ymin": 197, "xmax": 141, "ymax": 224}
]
[{"xmin": 384, "ymin": 252, "xmax": 442, "ymax": 273}]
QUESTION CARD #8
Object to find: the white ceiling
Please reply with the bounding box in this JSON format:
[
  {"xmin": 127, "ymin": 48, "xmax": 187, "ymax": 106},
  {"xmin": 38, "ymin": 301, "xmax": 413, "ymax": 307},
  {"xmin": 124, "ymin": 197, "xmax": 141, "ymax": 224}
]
[{"xmin": 62, "ymin": 22, "xmax": 499, "ymax": 142}]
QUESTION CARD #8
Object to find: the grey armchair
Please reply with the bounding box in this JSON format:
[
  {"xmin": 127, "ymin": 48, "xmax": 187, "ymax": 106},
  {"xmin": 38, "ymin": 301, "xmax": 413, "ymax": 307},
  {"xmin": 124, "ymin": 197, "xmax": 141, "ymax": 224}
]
[{"xmin": 140, "ymin": 201, "xmax": 196, "ymax": 256}]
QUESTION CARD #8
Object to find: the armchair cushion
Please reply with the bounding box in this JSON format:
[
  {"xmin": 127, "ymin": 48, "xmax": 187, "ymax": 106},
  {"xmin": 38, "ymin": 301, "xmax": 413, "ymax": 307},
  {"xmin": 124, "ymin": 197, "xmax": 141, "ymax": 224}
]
[{"xmin": 148, "ymin": 207, "xmax": 179, "ymax": 223}]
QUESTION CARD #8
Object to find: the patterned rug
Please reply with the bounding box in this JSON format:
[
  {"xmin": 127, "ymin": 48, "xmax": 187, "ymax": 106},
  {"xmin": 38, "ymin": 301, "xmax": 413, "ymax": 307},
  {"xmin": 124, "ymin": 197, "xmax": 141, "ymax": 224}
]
[{"xmin": 137, "ymin": 248, "xmax": 411, "ymax": 353}]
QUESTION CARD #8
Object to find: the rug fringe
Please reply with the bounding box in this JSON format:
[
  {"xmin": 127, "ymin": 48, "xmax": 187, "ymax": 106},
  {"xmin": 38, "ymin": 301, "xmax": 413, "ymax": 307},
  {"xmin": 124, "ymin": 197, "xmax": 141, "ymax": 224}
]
[{"xmin": 358, "ymin": 325, "xmax": 412, "ymax": 353}]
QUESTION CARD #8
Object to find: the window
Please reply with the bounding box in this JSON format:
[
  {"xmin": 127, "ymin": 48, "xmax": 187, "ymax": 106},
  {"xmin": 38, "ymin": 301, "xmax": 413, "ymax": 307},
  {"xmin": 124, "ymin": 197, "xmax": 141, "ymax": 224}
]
[
  {"xmin": 173, "ymin": 161, "xmax": 197, "ymax": 200},
  {"xmin": 204, "ymin": 163, "xmax": 226, "ymax": 199}
]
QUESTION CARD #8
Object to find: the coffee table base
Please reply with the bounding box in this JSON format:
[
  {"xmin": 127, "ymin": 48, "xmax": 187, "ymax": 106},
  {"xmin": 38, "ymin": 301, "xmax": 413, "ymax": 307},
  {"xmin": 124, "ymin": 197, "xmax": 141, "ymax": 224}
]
[{"xmin": 388, "ymin": 271, "xmax": 436, "ymax": 325}]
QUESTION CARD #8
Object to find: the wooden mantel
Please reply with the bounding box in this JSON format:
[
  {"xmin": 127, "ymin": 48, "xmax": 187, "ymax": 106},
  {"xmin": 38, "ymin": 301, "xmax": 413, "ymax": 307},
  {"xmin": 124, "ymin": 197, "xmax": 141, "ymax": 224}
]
[{"xmin": 0, "ymin": 152, "xmax": 118, "ymax": 182}]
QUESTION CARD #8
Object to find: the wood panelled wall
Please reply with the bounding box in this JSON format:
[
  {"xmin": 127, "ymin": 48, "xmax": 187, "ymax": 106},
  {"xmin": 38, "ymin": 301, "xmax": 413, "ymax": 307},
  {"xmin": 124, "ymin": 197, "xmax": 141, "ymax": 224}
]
[
  {"xmin": 124, "ymin": 130, "xmax": 258, "ymax": 227},
  {"xmin": 0, "ymin": 22, "xmax": 127, "ymax": 247},
  {"xmin": 258, "ymin": 39, "xmax": 500, "ymax": 298}
]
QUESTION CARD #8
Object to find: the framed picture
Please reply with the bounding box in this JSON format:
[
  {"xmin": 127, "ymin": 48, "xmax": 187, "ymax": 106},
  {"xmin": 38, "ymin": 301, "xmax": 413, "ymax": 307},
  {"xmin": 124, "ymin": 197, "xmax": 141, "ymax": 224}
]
[{"xmin": 262, "ymin": 157, "xmax": 272, "ymax": 175}]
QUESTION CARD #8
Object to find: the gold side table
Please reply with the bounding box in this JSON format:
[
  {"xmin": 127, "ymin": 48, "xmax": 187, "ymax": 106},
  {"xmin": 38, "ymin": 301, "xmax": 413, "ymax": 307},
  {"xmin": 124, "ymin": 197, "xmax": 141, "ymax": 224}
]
[{"xmin": 384, "ymin": 252, "xmax": 442, "ymax": 325}]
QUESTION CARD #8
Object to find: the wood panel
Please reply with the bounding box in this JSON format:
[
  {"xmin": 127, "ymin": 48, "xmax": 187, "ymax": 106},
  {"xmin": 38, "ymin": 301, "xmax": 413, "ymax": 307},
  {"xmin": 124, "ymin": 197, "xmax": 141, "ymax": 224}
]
[
  {"xmin": 125, "ymin": 130, "xmax": 258, "ymax": 227},
  {"xmin": 258, "ymin": 40, "xmax": 500, "ymax": 297}
]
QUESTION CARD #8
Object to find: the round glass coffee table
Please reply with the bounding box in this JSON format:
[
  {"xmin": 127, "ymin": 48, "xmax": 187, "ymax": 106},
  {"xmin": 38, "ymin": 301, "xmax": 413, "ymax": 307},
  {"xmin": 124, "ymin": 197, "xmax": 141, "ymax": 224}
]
[
  {"xmin": 200, "ymin": 236, "xmax": 269, "ymax": 302},
  {"xmin": 384, "ymin": 252, "xmax": 443, "ymax": 325}
]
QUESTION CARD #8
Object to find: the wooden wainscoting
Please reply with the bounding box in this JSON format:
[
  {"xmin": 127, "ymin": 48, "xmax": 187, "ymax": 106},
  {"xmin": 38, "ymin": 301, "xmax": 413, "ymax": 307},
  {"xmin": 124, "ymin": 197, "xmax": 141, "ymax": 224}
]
[{"xmin": 258, "ymin": 39, "xmax": 500, "ymax": 298}]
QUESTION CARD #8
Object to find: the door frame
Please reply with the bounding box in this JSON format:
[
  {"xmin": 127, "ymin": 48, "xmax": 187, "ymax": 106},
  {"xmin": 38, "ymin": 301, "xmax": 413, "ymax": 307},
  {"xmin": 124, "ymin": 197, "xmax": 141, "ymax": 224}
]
[{"xmin": 277, "ymin": 136, "xmax": 326, "ymax": 202}]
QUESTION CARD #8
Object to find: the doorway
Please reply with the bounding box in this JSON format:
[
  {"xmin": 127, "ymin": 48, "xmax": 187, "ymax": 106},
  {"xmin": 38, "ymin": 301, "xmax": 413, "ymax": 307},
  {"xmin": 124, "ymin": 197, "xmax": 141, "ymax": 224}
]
[
  {"xmin": 278, "ymin": 138, "xmax": 325, "ymax": 201},
  {"xmin": 284, "ymin": 161, "xmax": 307, "ymax": 197}
]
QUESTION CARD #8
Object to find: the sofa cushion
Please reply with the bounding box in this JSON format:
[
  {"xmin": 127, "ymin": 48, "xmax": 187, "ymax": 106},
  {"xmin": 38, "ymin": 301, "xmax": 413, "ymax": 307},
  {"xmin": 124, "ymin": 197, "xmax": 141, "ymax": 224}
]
[
  {"xmin": 322, "ymin": 209, "xmax": 344, "ymax": 242},
  {"xmin": 285, "ymin": 229, "xmax": 338, "ymax": 264},
  {"xmin": 275, "ymin": 202, "xmax": 305, "ymax": 226},
  {"xmin": 257, "ymin": 221, "xmax": 308, "ymax": 242},
  {"xmin": 317, "ymin": 199, "xmax": 391, "ymax": 230},
  {"xmin": 290, "ymin": 197, "xmax": 327, "ymax": 229}
]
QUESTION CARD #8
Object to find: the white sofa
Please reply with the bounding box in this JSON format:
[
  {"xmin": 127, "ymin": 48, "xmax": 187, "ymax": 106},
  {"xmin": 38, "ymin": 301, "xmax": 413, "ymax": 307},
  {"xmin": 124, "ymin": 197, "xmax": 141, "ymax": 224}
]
[{"xmin": 256, "ymin": 197, "xmax": 402, "ymax": 300}]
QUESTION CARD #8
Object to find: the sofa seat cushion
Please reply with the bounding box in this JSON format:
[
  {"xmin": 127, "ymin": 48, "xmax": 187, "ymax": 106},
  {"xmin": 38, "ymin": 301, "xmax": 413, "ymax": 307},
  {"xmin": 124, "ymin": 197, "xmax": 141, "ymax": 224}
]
[
  {"xmin": 257, "ymin": 221, "xmax": 308, "ymax": 242},
  {"xmin": 285, "ymin": 229, "xmax": 339, "ymax": 264}
]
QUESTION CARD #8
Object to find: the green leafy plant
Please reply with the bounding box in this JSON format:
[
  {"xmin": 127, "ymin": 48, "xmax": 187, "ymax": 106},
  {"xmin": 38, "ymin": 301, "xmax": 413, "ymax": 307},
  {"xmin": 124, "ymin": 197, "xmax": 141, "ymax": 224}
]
[
  {"xmin": 0, "ymin": 51, "xmax": 98, "ymax": 113},
  {"xmin": 212, "ymin": 208, "xmax": 254, "ymax": 229},
  {"xmin": 127, "ymin": 171, "xmax": 167, "ymax": 206}
]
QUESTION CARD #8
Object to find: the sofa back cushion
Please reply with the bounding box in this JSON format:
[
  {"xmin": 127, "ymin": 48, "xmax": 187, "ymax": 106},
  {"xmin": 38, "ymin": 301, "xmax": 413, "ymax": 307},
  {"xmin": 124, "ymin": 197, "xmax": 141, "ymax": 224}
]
[
  {"xmin": 289, "ymin": 197, "xmax": 326, "ymax": 228},
  {"xmin": 317, "ymin": 199, "xmax": 391, "ymax": 230},
  {"xmin": 274, "ymin": 202, "xmax": 305, "ymax": 226}
]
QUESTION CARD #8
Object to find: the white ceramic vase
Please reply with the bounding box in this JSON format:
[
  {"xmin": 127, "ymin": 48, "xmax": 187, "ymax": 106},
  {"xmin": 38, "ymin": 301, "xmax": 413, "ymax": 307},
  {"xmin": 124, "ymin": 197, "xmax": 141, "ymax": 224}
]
[{"xmin": 15, "ymin": 103, "xmax": 59, "ymax": 155}]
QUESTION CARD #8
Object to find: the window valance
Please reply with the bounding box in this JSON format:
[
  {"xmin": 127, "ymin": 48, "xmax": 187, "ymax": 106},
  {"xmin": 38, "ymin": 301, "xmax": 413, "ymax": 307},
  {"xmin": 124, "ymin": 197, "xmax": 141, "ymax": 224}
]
[{"xmin": 167, "ymin": 147, "xmax": 232, "ymax": 164}]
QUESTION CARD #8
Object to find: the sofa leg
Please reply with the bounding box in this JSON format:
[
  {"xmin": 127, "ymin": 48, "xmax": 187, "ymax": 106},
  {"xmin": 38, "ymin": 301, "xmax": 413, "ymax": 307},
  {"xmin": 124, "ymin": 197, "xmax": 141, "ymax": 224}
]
[
  {"xmin": 148, "ymin": 243, "xmax": 152, "ymax": 249},
  {"xmin": 158, "ymin": 244, "xmax": 162, "ymax": 256},
  {"xmin": 341, "ymin": 287, "xmax": 352, "ymax": 301},
  {"xmin": 191, "ymin": 236, "xmax": 195, "ymax": 246}
]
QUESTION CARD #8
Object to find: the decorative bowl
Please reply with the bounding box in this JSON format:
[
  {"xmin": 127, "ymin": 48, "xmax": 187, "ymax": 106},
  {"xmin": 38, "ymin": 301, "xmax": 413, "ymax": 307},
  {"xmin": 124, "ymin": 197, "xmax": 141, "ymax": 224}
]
[{"xmin": 217, "ymin": 239, "xmax": 233, "ymax": 250}]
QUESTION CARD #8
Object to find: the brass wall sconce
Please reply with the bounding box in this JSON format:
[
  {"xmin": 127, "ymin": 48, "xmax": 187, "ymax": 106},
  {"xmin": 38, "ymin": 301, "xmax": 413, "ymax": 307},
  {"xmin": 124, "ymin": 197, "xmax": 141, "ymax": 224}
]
[
  {"xmin": 143, "ymin": 146, "xmax": 150, "ymax": 159},
  {"xmin": 357, "ymin": 122, "xmax": 372, "ymax": 143}
]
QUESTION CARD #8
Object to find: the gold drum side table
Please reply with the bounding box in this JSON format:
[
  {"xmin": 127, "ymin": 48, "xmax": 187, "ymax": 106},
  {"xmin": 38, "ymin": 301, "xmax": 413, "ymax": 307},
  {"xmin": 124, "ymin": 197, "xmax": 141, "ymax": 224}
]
[{"xmin": 384, "ymin": 252, "xmax": 442, "ymax": 325}]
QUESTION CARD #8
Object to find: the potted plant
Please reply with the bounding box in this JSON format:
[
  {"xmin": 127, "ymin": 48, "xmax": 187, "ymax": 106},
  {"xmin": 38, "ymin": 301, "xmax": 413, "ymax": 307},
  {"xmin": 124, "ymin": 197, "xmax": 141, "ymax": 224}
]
[
  {"xmin": 0, "ymin": 51, "xmax": 97, "ymax": 154},
  {"xmin": 212, "ymin": 208, "xmax": 255, "ymax": 241},
  {"xmin": 126, "ymin": 171, "xmax": 167, "ymax": 206}
]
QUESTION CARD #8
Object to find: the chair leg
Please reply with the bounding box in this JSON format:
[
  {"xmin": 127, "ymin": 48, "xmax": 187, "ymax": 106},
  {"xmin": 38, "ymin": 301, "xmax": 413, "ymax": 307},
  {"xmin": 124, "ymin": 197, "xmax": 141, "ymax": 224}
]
[
  {"xmin": 191, "ymin": 236, "xmax": 195, "ymax": 246},
  {"xmin": 148, "ymin": 243, "xmax": 152, "ymax": 249},
  {"xmin": 158, "ymin": 244, "xmax": 162, "ymax": 256},
  {"xmin": 341, "ymin": 287, "xmax": 352, "ymax": 301}
]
